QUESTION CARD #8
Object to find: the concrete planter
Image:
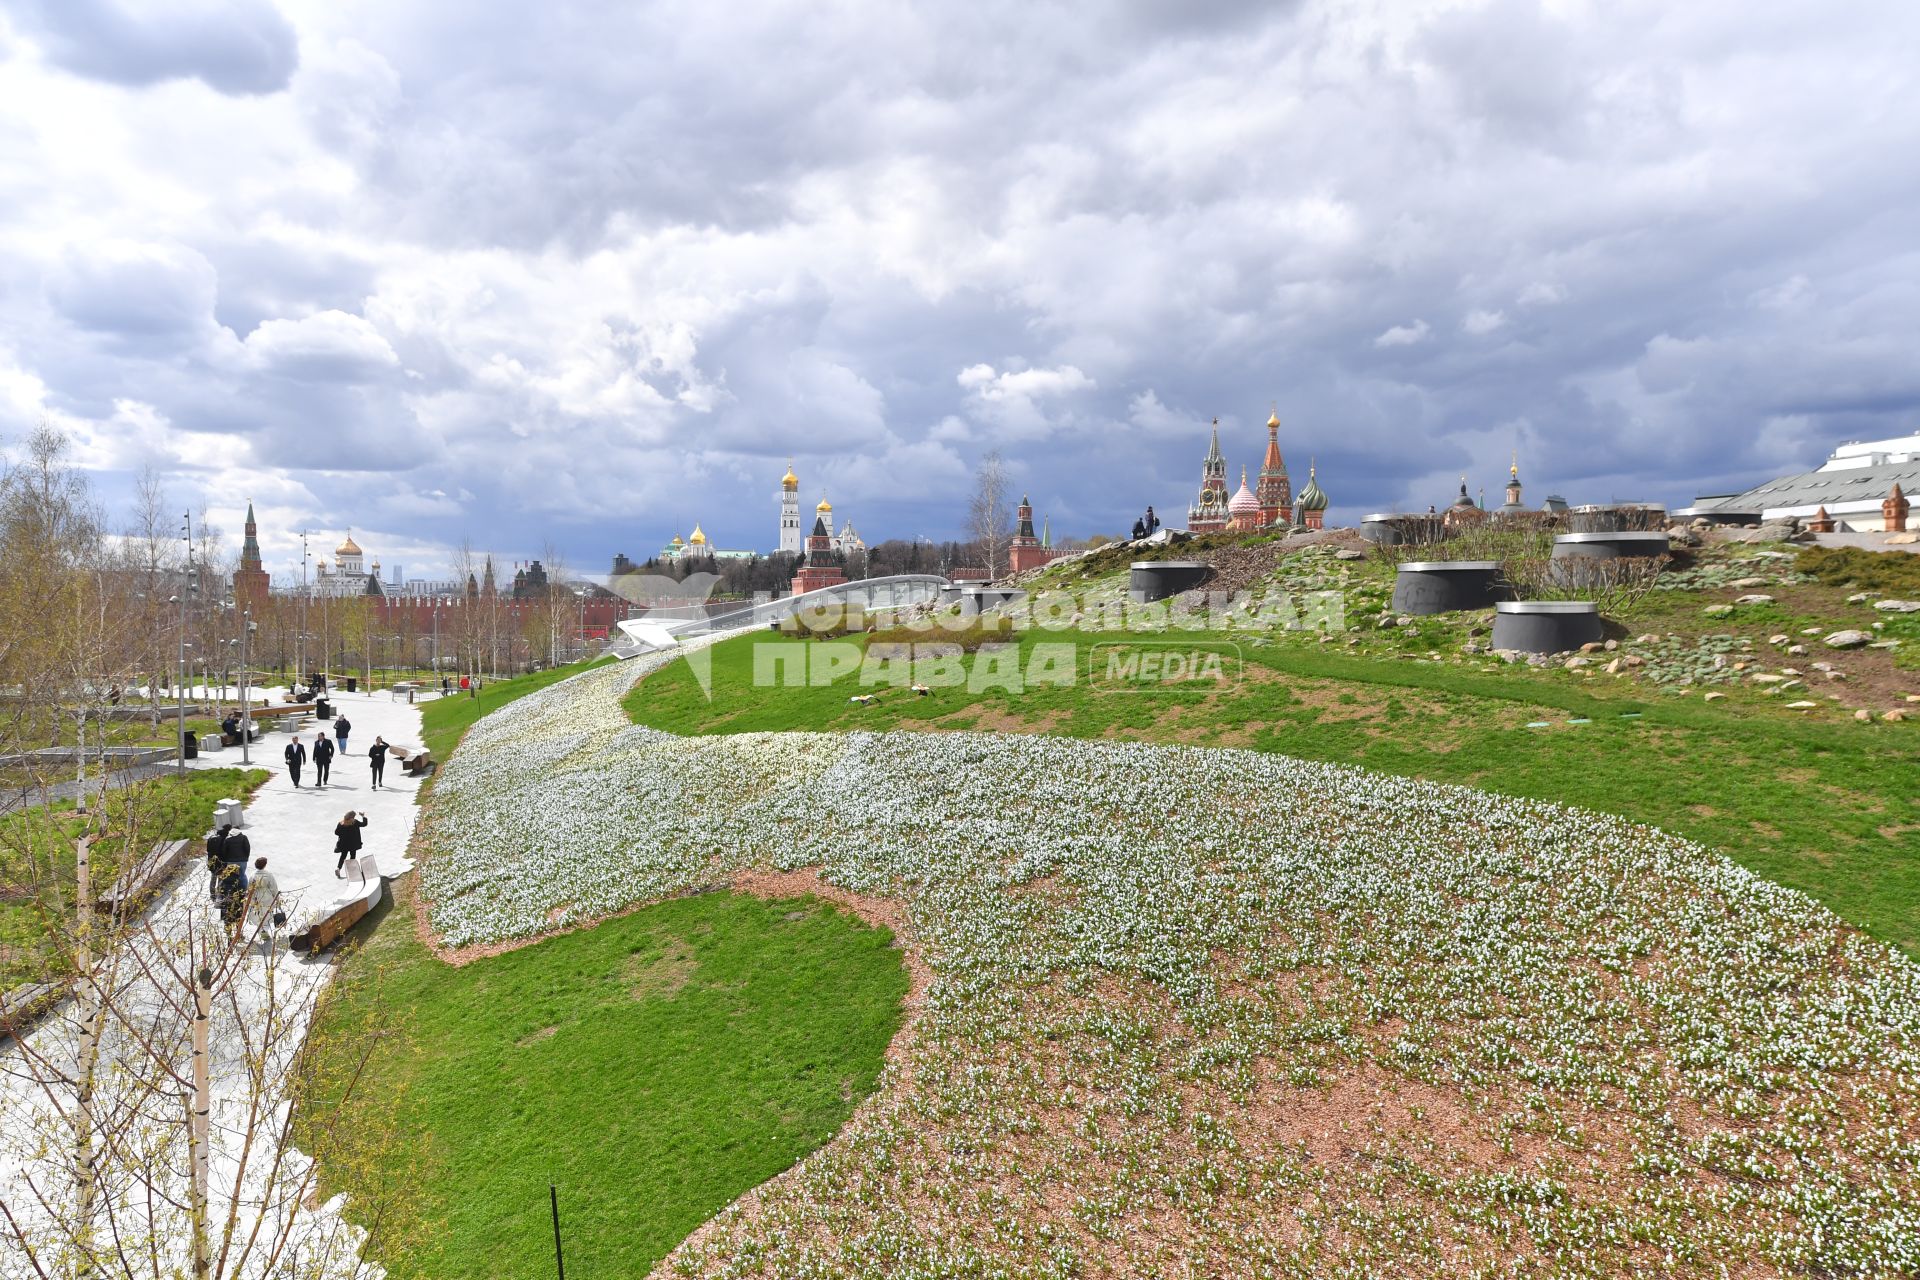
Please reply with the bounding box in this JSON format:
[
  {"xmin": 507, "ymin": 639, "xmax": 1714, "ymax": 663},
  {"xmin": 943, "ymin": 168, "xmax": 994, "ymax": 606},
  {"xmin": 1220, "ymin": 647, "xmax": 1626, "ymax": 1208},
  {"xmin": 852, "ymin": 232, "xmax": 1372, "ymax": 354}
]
[
  {"xmin": 1129, "ymin": 561, "xmax": 1212, "ymax": 603},
  {"xmin": 1553, "ymin": 531, "xmax": 1672, "ymax": 559},
  {"xmin": 1492, "ymin": 600, "xmax": 1603, "ymax": 654},
  {"xmin": 939, "ymin": 585, "xmax": 1025, "ymax": 614},
  {"xmin": 1392, "ymin": 561, "xmax": 1506, "ymax": 614},
  {"xmin": 1568, "ymin": 504, "xmax": 1668, "ymax": 533},
  {"xmin": 1361, "ymin": 514, "xmax": 1404, "ymax": 545}
]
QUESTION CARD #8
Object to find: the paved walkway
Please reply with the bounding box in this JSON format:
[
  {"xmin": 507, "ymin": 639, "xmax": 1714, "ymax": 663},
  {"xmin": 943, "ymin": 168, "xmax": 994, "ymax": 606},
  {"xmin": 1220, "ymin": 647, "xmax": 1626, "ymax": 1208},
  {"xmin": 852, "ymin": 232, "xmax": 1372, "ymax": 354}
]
[
  {"xmin": 186, "ymin": 687, "xmax": 435, "ymax": 928},
  {"xmin": 0, "ymin": 687, "xmax": 433, "ymax": 1275}
]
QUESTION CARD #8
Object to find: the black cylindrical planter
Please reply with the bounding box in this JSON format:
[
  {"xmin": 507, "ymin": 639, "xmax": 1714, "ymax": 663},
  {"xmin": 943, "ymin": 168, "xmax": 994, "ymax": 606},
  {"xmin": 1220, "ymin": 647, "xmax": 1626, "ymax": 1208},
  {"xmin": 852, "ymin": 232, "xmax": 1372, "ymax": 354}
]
[
  {"xmin": 1552, "ymin": 531, "xmax": 1671, "ymax": 560},
  {"xmin": 1361, "ymin": 514, "xmax": 1403, "ymax": 545},
  {"xmin": 1392, "ymin": 561, "xmax": 1505, "ymax": 614},
  {"xmin": 1492, "ymin": 601, "xmax": 1603, "ymax": 654},
  {"xmin": 1129, "ymin": 561, "xmax": 1212, "ymax": 603}
]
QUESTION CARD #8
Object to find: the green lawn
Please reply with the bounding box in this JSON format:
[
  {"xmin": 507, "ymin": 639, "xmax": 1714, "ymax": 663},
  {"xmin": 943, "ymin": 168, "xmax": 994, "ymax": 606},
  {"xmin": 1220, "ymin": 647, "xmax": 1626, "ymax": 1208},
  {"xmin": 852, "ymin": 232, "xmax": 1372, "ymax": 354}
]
[
  {"xmin": 304, "ymin": 882, "xmax": 908, "ymax": 1279},
  {"xmin": 0, "ymin": 766, "xmax": 270, "ymax": 985},
  {"xmin": 627, "ymin": 630, "xmax": 1920, "ymax": 956},
  {"xmin": 418, "ymin": 658, "xmax": 613, "ymax": 761}
]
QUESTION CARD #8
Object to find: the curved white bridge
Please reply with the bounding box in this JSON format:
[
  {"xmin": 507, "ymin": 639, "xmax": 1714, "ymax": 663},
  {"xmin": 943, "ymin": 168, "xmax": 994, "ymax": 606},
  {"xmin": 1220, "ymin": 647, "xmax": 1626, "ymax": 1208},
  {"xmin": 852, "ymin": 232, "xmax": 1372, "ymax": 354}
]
[{"xmin": 612, "ymin": 574, "xmax": 949, "ymax": 656}]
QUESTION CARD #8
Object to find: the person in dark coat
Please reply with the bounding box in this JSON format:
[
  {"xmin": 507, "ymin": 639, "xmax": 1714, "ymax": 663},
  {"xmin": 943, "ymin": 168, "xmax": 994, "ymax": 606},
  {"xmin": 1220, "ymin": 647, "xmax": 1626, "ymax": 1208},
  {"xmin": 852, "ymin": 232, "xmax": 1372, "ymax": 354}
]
[
  {"xmin": 334, "ymin": 810, "xmax": 369, "ymax": 878},
  {"xmin": 206, "ymin": 823, "xmax": 230, "ymax": 901},
  {"xmin": 368, "ymin": 736, "xmax": 389, "ymax": 790},
  {"xmin": 333, "ymin": 714, "xmax": 352, "ymax": 754},
  {"xmin": 216, "ymin": 826, "xmax": 250, "ymax": 927},
  {"xmin": 1145, "ymin": 506, "xmax": 1160, "ymax": 533},
  {"xmin": 284, "ymin": 735, "xmax": 306, "ymax": 787},
  {"xmin": 312, "ymin": 733, "xmax": 335, "ymax": 788},
  {"xmin": 1131, "ymin": 518, "xmax": 1146, "ymax": 540}
]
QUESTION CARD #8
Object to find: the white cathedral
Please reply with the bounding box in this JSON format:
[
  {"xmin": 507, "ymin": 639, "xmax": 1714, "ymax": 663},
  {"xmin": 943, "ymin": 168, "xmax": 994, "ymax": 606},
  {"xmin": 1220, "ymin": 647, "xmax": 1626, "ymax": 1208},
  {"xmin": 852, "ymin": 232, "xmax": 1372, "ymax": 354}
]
[
  {"xmin": 778, "ymin": 462, "xmax": 864, "ymax": 557},
  {"xmin": 656, "ymin": 462, "xmax": 863, "ymax": 565}
]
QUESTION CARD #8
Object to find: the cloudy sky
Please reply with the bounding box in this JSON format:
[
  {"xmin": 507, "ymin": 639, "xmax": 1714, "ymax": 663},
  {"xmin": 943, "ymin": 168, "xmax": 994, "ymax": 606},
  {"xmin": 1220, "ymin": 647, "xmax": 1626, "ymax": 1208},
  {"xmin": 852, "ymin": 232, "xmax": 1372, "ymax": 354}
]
[{"xmin": 2, "ymin": 0, "xmax": 1917, "ymax": 580}]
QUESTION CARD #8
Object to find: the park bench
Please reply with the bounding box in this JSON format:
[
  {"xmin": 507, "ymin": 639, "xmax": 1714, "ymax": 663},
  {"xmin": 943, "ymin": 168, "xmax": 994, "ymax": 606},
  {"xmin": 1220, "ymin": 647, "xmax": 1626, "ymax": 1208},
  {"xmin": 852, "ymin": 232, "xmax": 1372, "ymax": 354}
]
[
  {"xmin": 291, "ymin": 856, "xmax": 382, "ymax": 954},
  {"xmin": 0, "ymin": 981, "xmax": 62, "ymax": 1043},
  {"xmin": 388, "ymin": 745, "xmax": 436, "ymax": 778},
  {"xmin": 94, "ymin": 838, "xmax": 192, "ymax": 916}
]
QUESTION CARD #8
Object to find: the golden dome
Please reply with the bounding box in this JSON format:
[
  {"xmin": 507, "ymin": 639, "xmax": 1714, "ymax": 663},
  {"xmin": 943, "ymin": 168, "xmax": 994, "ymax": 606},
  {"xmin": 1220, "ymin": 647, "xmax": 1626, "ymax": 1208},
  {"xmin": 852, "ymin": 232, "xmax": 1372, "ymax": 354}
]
[
  {"xmin": 670, "ymin": 534, "xmax": 685, "ymax": 546},
  {"xmin": 816, "ymin": 497, "xmax": 833, "ymax": 514},
  {"xmin": 336, "ymin": 532, "xmax": 362, "ymax": 556},
  {"xmin": 782, "ymin": 462, "xmax": 799, "ymax": 491},
  {"xmin": 1266, "ymin": 408, "xmax": 1280, "ymax": 429},
  {"xmin": 689, "ymin": 523, "xmax": 707, "ymax": 545}
]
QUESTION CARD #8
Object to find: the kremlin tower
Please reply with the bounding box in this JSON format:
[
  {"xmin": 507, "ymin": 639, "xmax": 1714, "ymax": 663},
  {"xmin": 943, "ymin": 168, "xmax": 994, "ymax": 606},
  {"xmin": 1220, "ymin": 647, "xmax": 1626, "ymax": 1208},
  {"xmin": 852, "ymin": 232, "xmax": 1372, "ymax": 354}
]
[
  {"xmin": 232, "ymin": 502, "xmax": 269, "ymax": 604},
  {"xmin": 1186, "ymin": 420, "xmax": 1231, "ymax": 532},
  {"xmin": 1255, "ymin": 409, "xmax": 1292, "ymax": 525},
  {"xmin": 1008, "ymin": 494, "xmax": 1051, "ymax": 573},
  {"xmin": 791, "ymin": 498, "xmax": 849, "ymax": 594}
]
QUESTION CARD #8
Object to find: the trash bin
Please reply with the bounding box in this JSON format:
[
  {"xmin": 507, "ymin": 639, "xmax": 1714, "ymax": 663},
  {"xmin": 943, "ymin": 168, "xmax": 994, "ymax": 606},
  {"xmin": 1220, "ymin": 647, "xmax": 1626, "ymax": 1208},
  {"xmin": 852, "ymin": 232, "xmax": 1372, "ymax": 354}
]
[
  {"xmin": 181, "ymin": 730, "xmax": 198, "ymax": 760},
  {"xmin": 345, "ymin": 676, "xmax": 358, "ymax": 693},
  {"xmin": 315, "ymin": 699, "xmax": 333, "ymax": 720}
]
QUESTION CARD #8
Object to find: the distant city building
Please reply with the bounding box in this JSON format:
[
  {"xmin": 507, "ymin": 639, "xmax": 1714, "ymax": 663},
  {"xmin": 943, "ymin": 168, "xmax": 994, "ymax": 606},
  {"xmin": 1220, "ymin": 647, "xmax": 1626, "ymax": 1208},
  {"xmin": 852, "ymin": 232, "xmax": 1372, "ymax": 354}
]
[
  {"xmin": 779, "ymin": 462, "xmax": 802, "ymax": 554},
  {"xmin": 312, "ymin": 531, "xmax": 385, "ymax": 597},
  {"xmin": 656, "ymin": 522, "xmax": 756, "ymax": 563},
  {"xmin": 232, "ymin": 501, "xmax": 269, "ymax": 604},
  {"xmin": 1186, "ymin": 408, "xmax": 1327, "ymax": 532},
  {"xmin": 1685, "ymin": 431, "xmax": 1920, "ymax": 529}
]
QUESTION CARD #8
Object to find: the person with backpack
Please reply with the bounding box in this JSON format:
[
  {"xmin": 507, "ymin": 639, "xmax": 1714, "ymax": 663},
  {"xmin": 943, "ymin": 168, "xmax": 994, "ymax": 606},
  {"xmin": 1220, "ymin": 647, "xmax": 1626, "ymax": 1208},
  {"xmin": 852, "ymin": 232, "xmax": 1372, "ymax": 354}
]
[
  {"xmin": 215, "ymin": 824, "xmax": 251, "ymax": 929},
  {"xmin": 206, "ymin": 823, "xmax": 230, "ymax": 901},
  {"xmin": 334, "ymin": 810, "xmax": 369, "ymax": 879},
  {"xmin": 312, "ymin": 733, "xmax": 335, "ymax": 788},
  {"xmin": 368, "ymin": 736, "xmax": 390, "ymax": 790},
  {"xmin": 284, "ymin": 735, "xmax": 306, "ymax": 787}
]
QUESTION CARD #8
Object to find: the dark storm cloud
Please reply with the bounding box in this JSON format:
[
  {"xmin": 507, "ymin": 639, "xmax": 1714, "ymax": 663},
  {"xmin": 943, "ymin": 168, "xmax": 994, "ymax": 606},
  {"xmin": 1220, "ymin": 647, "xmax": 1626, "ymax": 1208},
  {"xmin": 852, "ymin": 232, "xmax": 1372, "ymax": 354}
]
[
  {"xmin": 3, "ymin": 0, "xmax": 1919, "ymax": 577},
  {"xmin": 12, "ymin": 0, "xmax": 299, "ymax": 95}
]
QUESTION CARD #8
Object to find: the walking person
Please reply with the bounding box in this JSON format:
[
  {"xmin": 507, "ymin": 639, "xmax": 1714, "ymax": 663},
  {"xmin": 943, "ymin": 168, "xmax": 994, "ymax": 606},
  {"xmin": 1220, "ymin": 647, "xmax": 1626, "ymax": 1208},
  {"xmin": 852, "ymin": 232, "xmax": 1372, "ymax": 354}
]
[
  {"xmin": 206, "ymin": 822, "xmax": 230, "ymax": 902},
  {"xmin": 368, "ymin": 736, "xmax": 389, "ymax": 790},
  {"xmin": 312, "ymin": 733, "xmax": 335, "ymax": 788},
  {"xmin": 334, "ymin": 810, "xmax": 369, "ymax": 880},
  {"xmin": 245, "ymin": 857, "xmax": 284, "ymax": 957},
  {"xmin": 217, "ymin": 824, "xmax": 251, "ymax": 932},
  {"xmin": 333, "ymin": 713, "xmax": 352, "ymax": 755},
  {"xmin": 284, "ymin": 734, "xmax": 306, "ymax": 788}
]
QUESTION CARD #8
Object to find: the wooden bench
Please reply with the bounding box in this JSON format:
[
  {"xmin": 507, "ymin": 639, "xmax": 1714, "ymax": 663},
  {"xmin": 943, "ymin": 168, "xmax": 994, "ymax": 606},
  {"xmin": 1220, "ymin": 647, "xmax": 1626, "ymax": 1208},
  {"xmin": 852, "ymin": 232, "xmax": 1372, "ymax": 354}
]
[
  {"xmin": 95, "ymin": 838, "xmax": 192, "ymax": 916},
  {"xmin": 0, "ymin": 981, "xmax": 62, "ymax": 1043},
  {"xmin": 388, "ymin": 745, "xmax": 436, "ymax": 778}
]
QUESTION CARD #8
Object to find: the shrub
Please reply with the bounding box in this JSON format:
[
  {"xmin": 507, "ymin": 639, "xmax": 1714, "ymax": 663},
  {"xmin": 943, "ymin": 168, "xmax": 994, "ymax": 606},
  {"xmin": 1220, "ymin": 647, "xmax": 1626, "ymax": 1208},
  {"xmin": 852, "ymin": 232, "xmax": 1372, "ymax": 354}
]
[{"xmin": 1794, "ymin": 546, "xmax": 1920, "ymax": 595}]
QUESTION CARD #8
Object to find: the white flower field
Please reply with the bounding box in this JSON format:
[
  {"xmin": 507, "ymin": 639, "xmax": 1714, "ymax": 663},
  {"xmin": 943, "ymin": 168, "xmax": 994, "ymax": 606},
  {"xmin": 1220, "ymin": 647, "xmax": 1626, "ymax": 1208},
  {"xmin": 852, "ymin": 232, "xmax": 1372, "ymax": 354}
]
[{"xmin": 419, "ymin": 655, "xmax": 1920, "ymax": 1277}]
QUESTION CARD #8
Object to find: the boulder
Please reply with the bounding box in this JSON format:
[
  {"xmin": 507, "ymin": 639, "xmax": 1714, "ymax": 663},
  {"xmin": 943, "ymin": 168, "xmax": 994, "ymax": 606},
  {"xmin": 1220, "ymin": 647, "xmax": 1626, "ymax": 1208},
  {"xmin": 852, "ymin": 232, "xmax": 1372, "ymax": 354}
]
[
  {"xmin": 1887, "ymin": 710, "xmax": 1909, "ymax": 722},
  {"xmin": 1703, "ymin": 691, "xmax": 1727, "ymax": 702},
  {"xmin": 1333, "ymin": 548, "xmax": 1366, "ymax": 561},
  {"xmin": 1786, "ymin": 644, "xmax": 1806, "ymax": 656},
  {"xmin": 1564, "ymin": 655, "xmax": 1593, "ymax": 670},
  {"xmin": 1824, "ymin": 630, "xmax": 1872, "ymax": 649},
  {"xmin": 1703, "ymin": 604, "xmax": 1734, "ymax": 618},
  {"xmin": 1730, "ymin": 576, "xmax": 1770, "ymax": 589},
  {"xmin": 1733, "ymin": 594, "xmax": 1774, "ymax": 605},
  {"xmin": 1846, "ymin": 592, "xmax": 1876, "ymax": 604},
  {"xmin": 1786, "ymin": 700, "xmax": 1819, "ymax": 710},
  {"xmin": 1768, "ymin": 634, "xmax": 1790, "ymax": 645},
  {"xmin": 1855, "ymin": 709, "xmax": 1873, "ymax": 722},
  {"xmin": 1872, "ymin": 599, "xmax": 1920, "ymax": 613}
]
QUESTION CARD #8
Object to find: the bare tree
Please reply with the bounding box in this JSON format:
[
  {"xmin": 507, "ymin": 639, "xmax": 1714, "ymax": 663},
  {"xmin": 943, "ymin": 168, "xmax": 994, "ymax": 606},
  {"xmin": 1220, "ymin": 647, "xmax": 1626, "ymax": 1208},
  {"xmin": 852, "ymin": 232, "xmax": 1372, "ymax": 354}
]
[{"xmin": 966, "ymin": 450, "xmax": 1012, "ymax": 580}]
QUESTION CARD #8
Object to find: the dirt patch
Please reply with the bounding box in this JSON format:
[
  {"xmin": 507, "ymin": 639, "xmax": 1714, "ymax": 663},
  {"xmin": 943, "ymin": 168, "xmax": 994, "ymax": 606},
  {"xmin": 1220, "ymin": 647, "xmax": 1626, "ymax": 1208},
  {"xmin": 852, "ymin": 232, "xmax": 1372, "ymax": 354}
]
[
  {"xmin": 515, "ymin": 1024, "xmax": 559, "ymax": 1047},
  {"xmin": 626, "ymin": 937, "xmax": 697, "ymax": 1000}
]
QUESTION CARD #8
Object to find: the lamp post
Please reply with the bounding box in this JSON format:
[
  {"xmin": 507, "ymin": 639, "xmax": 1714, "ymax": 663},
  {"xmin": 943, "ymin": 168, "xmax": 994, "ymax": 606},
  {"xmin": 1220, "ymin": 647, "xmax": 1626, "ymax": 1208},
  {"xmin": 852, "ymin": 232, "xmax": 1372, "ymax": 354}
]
[
  {"xmin": 238, "ymin": 608, "xmax": 255, "ymax": 765},
  {"xmin": 175, "ymin": 512, "xmax": 192, "ymax": 775}
]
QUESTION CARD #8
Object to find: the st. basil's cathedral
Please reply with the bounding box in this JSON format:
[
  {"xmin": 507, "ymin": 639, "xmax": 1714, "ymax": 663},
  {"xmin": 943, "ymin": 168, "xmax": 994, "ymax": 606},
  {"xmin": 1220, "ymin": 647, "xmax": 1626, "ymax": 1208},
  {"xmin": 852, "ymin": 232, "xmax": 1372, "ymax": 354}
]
[{"xmin": 1187, "ymin": 410, "xmax": 1329, "ymax": 533}]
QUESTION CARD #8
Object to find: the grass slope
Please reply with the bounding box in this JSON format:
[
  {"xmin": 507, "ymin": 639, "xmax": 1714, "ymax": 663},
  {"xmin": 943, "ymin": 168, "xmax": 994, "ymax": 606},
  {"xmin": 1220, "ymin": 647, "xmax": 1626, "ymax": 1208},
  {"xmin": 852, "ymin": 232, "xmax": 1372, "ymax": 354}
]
[
  {"xmin": 627, "ymin": 630, "xmax": 1920, "ymax": 954},
  {"xmin": 0, "ymin": 766, "xmax": 270, "ymax": 985},
  {"xmin": 308, "ymin": 882, "xmax": 908, "ymax": 1279},
  {"xmin": 418, "ymin": 658, "xmax": 612, "ymax": 761}
]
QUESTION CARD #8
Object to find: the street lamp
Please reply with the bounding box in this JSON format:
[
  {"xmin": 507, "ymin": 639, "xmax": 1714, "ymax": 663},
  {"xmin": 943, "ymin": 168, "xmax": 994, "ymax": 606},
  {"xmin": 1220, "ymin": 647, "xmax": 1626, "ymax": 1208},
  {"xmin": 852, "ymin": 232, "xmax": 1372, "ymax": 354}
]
[{"xmin": 174, "ymin": 511, "xmax": 192, "ymax": 775}]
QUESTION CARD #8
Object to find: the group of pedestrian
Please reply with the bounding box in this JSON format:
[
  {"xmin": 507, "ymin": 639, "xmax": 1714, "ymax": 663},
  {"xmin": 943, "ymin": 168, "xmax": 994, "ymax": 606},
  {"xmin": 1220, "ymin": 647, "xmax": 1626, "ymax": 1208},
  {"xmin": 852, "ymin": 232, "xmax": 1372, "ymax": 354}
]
[
  {"xmin": 205, "ymin": 822, "xmax": 281, "ymax": 954},
  {"xmin": 284, "ymin": 713, "xmax": 388, "ymax": 790},
  {"xmin": 1130, "ymin": 506, "xmax": 1162, "ymax": 540}
]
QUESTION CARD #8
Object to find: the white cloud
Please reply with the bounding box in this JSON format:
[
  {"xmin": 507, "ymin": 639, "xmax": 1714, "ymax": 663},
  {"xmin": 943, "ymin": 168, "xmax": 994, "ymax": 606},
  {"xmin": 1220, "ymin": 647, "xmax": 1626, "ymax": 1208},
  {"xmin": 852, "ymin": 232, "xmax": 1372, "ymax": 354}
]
[
  {"xmin": 1462, "ymin": 309, "xmax": 1507, "ymax": 336},
  {"xmin": 1374, "ymin": 320, "xmax": 1431, "ymax": 348},
  {"xmin": 243, "ymin": 310, "xmax": 400, "ymax": 380}
]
